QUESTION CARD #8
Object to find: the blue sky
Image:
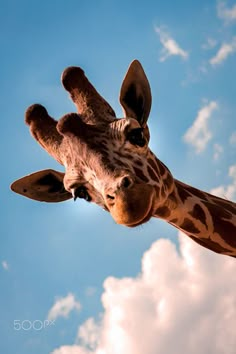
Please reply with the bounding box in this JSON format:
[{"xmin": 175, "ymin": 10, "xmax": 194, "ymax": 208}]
[{"xmin": 1, "ymin": 0, "xmax": 236, "ymax": 353}]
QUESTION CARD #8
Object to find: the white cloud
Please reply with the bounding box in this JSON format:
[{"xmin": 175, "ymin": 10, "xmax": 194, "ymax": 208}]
[
  {"xmin": 183, "ymin": 101, "xmax": 218, "ymax": 153},
  {"xmin": 213, "ymin": 143, "xmax": 224, "ymax": 160},
  {"xmin": 217, "ymin": 1, "xmax": 236, "ymax": 23},
  {"xmin": 210, "ymin": 164, "xmax": 236, "ymax": 201},
  {"xmin": 47, "ymin": 293, "xmax": 81, "ymax": 321},
  {"xmin": 51, "ymin": 233, "xmax": 236, "ymax": 354},
  {"xmin": 229, "ymin": 131, "xmax": 236, "ymax": 145},
  {"xmin": 210, "ymin": 37, "xmax": 236, "ymax": 65},
  {"xmin": 77, "ymin": 318, "xmax": 101, "ymax": 351},
  {"xmin": 1, "ymin": 260, "xmax": 9, "ymax": 271},
  {"xmin": 51, "ymin": 346, "xmax": 89, "ymax": 354},
  {"xmin": 155, "ymin": 26, "xmax": 189, "ymax": 62}
]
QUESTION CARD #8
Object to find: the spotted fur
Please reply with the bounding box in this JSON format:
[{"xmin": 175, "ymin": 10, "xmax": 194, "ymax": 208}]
[{"xmin": 11, "ymin": 60, "xmax": 236, "ymax": 257}]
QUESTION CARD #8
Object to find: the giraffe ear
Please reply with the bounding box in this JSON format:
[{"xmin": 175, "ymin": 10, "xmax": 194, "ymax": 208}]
[
  {"xmin": 120, "ymin": 60, "xmax": 152, "ymax": 126},
  {"xmin": 11, "ymin": 169, "xmax": 72, "ymax": 203}
]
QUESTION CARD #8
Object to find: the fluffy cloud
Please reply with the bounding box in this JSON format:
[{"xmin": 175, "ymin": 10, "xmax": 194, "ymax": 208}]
[
  {"xmin": 183, "ymin": 101, "xmax": 218, "ymax": 153},
  {"xmin": 48, "ymin": 293, "xmax": 81, "ymax": 321},
  {"xmin": 210, "ymin": 37, "xmax": 236, "ymax": 65},
  {"xmin": 77, "ymin": 318, "xmax": 101, "ymax": 351},
  {"xmin": 52, "ymin": 347, "xmax": 89, "ymax": 354},
  {"xmin": 217, "ymin": 1, "xmax": 236, "ymax": 23},
  {"xmin": 210, "ymin": 164, "xmax": 236, "ymax": 201},
  {"xmin": 51, "ymin": 232, "xmax": 236, "ymax": 354},
  {"xmin": 155, "ymin": 26, "xmax": 189, "ymax": 62}
]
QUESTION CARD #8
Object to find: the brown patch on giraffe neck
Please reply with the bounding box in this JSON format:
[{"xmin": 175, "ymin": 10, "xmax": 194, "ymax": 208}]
[
  {"xmin": 180, "ymin": 218, "xmax": 200, "ymax": 234},
  {"xmin": 178, "ymin": 187, "xmax": 192, "ymax": 203},
  {"xmin": 210, "ymin": 216, "xmax": 236, "ymax": 249},
  {"xmin": 211, "ymin": 197, "xmax": 236, "ymax": 215},
  {"xmin": 189, "ymin": 199, "xmax": 236, "ymax": 250},
  {"xmin": 189, "ymin": 204, "xmax": 208, "ymax": 230},
  {"xmin": 204, "ymin": 201, "xmax": 232, "ymax": 220},
  {"xmin": 184, "ymin": 184, "xmax": 206, "ymax": 200},
  {"xmin": 155, "ymin": 206, "xmax": 171, "ymax": 218}
]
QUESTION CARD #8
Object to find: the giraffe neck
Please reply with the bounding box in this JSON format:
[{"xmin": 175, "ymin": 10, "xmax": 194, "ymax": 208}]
[{"xmin": 154, "ymin": 179, "xmax": 236, "ymax": 257}]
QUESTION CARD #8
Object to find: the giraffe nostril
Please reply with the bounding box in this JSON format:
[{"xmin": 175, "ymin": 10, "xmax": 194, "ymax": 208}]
[
  {"xmin": 106, "ymin": 194, "xmax": 115, "ymax": 200},
  {"xmin": 121, "ymin": 176, "xmax": 132, "ymax": 189},
  {"xmin": 106, "ymin": 176, "xmax": 132, "ymax": 203}
]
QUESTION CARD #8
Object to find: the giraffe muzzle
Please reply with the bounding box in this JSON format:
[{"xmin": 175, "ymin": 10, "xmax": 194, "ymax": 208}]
[{"xmin": 106, "ymin": 182, "xmax": 155, "ymax": 227}]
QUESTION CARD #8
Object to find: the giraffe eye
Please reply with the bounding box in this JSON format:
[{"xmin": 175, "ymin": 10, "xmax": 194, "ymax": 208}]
[
  {"xmin": 127, "ymin": 128, "xmax": 146, "ymax": 147},
  {"xmin": 73, "ymin": 186, "xmax": 91, "ymax": 202}
]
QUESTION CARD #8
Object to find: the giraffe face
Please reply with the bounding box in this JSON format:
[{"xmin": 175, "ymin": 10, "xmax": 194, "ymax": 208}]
[
  {"xmin": 58, "ymin": 114, "xmax": 173, "ymax": 227},
  {"xmin": 11, "ymin": 60, "xmax": 175, "ymax": 227}
]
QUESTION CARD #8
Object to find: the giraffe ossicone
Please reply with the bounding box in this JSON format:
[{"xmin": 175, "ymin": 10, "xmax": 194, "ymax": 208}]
[{"xmin": 11, "ymin": 60, "xmax": 236, "ymax": 257}]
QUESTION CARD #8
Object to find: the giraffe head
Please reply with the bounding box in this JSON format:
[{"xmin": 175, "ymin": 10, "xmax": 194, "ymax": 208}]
[{"xmin": 11, "ymin": 60, "xmax": 175, "ymax": 227}]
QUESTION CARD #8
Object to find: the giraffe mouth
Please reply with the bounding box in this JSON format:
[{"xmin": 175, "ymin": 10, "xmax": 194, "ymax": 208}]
[
  {"xmin": 109, "ymin": 184, "xmax": 155, "ymax": 227},
  {"xmin": 125, "ymin": 206, "xmax": 154, "ymax": 227}
]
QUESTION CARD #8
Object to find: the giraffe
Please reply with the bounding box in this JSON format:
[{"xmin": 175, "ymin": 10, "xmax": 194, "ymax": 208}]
[{"xmin": 11, "ymin": 60, "xmax": 236, "ymax": 257}]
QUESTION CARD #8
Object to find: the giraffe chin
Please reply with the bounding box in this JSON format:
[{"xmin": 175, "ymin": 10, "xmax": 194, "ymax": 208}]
[{"xmin": 109, "ymin": 184, "xmax": 155, "ymax": 227}]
